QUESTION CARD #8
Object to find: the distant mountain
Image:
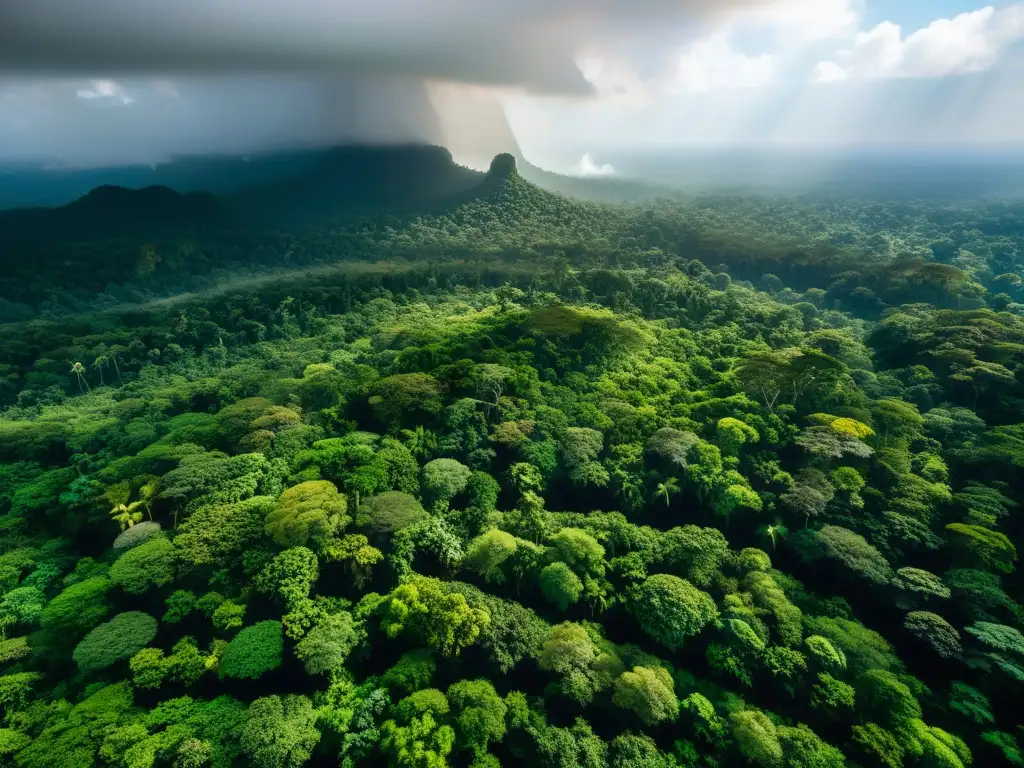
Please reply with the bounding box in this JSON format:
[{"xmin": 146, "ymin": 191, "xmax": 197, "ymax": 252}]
[
  {"xmin": 0, "ymin": 145, "xmax": 484, "ymax": 241},
  {"xmin": 0, "ymin": 148, "xmax": 557, "ymax": 308},
  {"xmin": 518, "ymin": 160, "xmax": 685, "ymax": 203},
  {"xmin": 0, "ymin": 144, "xmax": 642, "ymax": 243},
  {"xmin": 0, "ymin": 143, "xmax": 680, "ymax": 215},
  {"xmin": 0, "ymin": 149, "xmax": 351, "ymax": 209},
  {"xmin": 0, "ymin": 184, "xmax": 227, "ymax": 242},
  {"xmin": 0, "ymin": 185, "xmax": 226, "ymax": 249},
  {"xmin": 230, "ymin": 144, "xmax": 487, "ymax": 223}
]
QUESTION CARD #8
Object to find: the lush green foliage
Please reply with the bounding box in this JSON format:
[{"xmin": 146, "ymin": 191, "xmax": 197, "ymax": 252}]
[
  {"xmin": 219, "ymin": 621, "xmax": 284, "ymax": 680},
  {"xmin": 0, "ymin": 153, "xmax": 1020, "ymax": 767},
  {"xmin": 109, "ymin": 536, "xmax": 176, "ymax": 594},
  {"xmin": 72, "ymin": 611, "xmax": 158, "ymax": 673},
  {"xmin": 628, "ymin": 574, "xmax": 718, "ymax": 651}
]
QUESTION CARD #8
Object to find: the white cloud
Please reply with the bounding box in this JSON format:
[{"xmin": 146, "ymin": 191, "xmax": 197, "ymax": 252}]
[
  {"xmin": 672, "ymin": 34, "xmax": 777, "ymax": 94},
  {"xmin": 509, "ymin": 0, "xmax": 865, "ymax": 162},
  {"xmin": 75, "ymin": 79, "xmax": 134, "ymax": 103},
  {"xmin": 816, "ymin": 4, "xmax": 1024, "ymax": 82},
  {"xmin": 576, "ymin": 152, "xmax": 615, "ymax": 176},
  {"xmin": 581, "ymin": 0, "xmax": 858, "ymax": 100},
  {"xmin": 813, "ymin": 60, "xmax": 848, "ymax": 83},
  {"xmin": 738, "ymin": 0, "xmax": 859, "ymax": 42}
]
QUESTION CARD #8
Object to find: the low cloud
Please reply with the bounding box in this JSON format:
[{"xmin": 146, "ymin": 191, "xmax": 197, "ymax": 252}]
[
  {"xmin": 75, "ymin": 80, "xmax": 134, "ymax": 104},
  {"xmin": 576, "ymin": 153, "xmax": 616, "ymax": 176}
]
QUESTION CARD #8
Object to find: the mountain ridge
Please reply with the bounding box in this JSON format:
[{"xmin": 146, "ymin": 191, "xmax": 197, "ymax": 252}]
[
  {"xmin": 0, "ymin": 144, "xmax": 645, "ymax": 247},
  {"xmin": 0, "ymin": 145, "xmax": 484, "ymax": 239},
  {"xmin": 0, "ymin": 143, "xmax": 678, "ymax": 214},
  {"xmin": 0, "ymin": 146, "xmax": 615, "ymax": 309}
]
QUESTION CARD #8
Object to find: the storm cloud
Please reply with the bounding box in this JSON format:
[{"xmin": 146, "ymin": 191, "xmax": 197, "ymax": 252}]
[
  {"xmin": 0, "ymin": 0, "xmax": 767, "ymax": 167},
  {"xmin": 0, "ymin": 75, "xmax": 463, "ymax": 166},
  {"xmin": 0, "ymin": 0, "xmax": 761, "ymax": 92}
]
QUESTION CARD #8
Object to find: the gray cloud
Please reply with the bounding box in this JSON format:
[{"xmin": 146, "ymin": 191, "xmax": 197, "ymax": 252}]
[
  {"xmin": 0, "ymin": 0, "xmax": 766, "ymax": 168},
  {"xmin": 0, "ymin": 0, "xmax": 760, "ymax": 93},
  {"xmin": 0, "ymin": 75, "xmax": 471, "ymax": 166}
]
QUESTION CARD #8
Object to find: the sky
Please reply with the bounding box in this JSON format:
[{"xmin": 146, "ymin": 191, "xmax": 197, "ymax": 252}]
[{"xmin": 0, "ymin": 0, "xmax": 1022, "ymax": 173}]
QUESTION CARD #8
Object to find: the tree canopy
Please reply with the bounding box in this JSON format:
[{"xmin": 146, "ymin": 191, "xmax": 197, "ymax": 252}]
[{"xmin": 0, "ymin": 152, "xmax": 1020, "ymax": 767}]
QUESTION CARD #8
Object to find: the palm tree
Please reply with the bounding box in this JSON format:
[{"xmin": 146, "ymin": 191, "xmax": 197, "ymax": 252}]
[
  {"xmin": 126, "ymin": 500, "xmax": 147, "ymax": 521},
  {"xmin": 110, "ymin": 503, "xmax": 143, "ymax": 531},
  {"xmin": 92, "ymin": 355, "xmax": 108, "ymax": 386},
  {"xmin": 655, "ymin": 478, "xmax": 680, "ymax": 507},
  {"xmin": 108, "ymin": 347, "xmax": 124, "ymax": 383},
  {"xmin": 757, "ymin": 522, "xmax": 789, "ymax": 552},
  {"xmin": 135, "ymin": 478, "xmax": 158, "ymax": 521},
  {"xmin": 69, "ymin": 361, "xmax": 90, "ymax": 392}
]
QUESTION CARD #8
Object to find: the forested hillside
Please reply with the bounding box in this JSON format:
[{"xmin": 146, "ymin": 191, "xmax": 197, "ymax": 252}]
[
  {"xmin": 3, "ymin": 149, "xmax": 1024, "ymax": 323},
  {"xmin": 0, "ymin": 150, "xmax": 1021, "ymax": 768}
]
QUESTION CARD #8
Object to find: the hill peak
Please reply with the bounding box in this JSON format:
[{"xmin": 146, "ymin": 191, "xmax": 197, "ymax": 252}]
[{"xmin": 487, "ymin": 153, "xmax": 518, "ymax": 180}]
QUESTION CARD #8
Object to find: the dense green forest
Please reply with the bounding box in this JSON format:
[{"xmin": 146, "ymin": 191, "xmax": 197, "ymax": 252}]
[{"xmin": 0, "ymin": 149, "xmax": 1021, "ymax": 768}]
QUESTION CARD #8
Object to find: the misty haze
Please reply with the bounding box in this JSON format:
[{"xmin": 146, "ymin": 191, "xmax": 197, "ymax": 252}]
[{"xmin": 0, "ymin": 3, "xmax": 1023, "ymax": 768}]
